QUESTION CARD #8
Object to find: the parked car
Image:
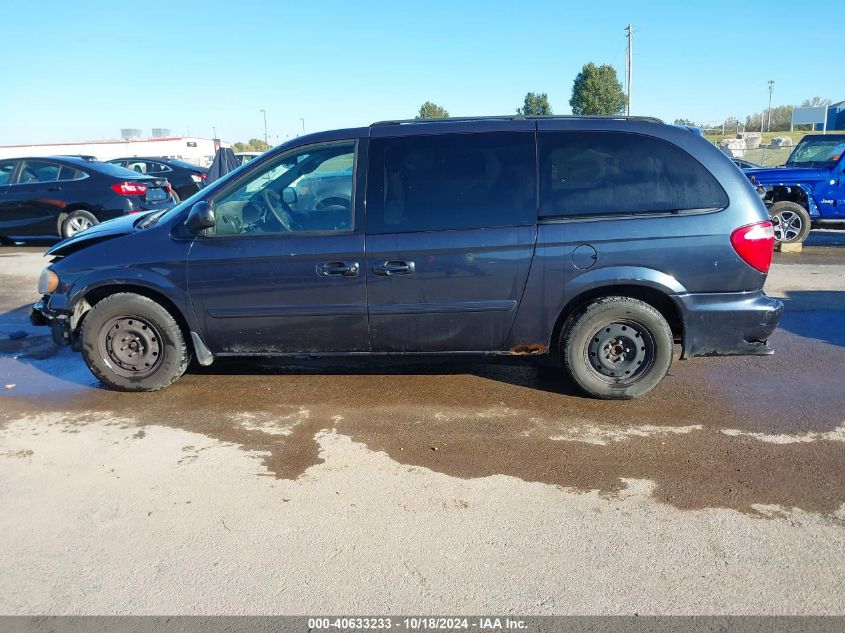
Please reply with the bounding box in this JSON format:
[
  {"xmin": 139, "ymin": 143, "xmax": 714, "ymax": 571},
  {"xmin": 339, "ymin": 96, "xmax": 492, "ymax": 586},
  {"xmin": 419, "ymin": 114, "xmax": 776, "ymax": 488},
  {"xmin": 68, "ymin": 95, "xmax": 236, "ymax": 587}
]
[
  {"xmin": 30, "ymin": 116, "xmax": 782, "ymax": 398},
  {"xmin": 731, "ymin": 157, "xmax": 760, "ymax": 170},
  {"xmin": 745, "ymin": 134, "xmax": 845, "ymax": 242},
  {"xmin": 0, "ymin": 156, "xmax": 173, "ymax": 240},
  {"xmin": 234, "ymin": 151, "xmax": 263, "ymax": 165},
  {"xmin": 108, "ymin": 157, "xmax": 207, "ymax": 202}
]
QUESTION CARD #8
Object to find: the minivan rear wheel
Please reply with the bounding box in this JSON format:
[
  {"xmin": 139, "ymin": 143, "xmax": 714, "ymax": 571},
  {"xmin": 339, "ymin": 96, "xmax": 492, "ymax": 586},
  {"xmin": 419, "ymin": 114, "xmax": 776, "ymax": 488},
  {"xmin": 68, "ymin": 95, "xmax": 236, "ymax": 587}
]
[
  {"xmin": 80, "ymin": 293, "xmax": 190, "ymax": 392},
  {"xmin": 769, "ymin": 201, "xmax": 811, "ymax": 243},
  {"xmin": 562, "ymin": 297, "xmax": 673, "ymax": 399}
]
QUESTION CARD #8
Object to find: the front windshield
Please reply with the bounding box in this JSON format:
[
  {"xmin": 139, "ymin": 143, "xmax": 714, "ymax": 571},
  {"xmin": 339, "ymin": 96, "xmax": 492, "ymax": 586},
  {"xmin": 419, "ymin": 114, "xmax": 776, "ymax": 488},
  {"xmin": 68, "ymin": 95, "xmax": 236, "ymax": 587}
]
[{"xmin": 786, "ymin": 137, "xmax": 845, "ymax": 166}]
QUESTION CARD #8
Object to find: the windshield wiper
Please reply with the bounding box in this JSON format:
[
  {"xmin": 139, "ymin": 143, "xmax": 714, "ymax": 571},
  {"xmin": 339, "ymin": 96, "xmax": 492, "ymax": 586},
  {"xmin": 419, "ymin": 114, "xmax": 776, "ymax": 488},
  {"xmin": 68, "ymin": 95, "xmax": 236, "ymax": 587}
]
[{"xmin": 138, "ymin": 209, "xmax": 167, "ymax": 229}]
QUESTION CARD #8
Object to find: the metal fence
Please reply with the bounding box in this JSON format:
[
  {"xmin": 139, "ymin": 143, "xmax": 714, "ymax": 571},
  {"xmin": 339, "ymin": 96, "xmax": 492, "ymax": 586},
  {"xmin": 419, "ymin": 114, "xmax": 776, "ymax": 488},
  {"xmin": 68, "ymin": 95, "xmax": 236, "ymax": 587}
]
[{"xmin": 731, "ymin": 145, "xmax": 793, "ymax": 167}]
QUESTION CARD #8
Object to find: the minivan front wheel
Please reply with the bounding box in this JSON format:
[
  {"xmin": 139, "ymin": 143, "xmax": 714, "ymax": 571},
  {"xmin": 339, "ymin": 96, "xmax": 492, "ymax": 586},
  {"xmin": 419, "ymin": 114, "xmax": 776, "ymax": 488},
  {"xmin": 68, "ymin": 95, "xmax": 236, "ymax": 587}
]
[
  {"xmin": 80, "ymin": 293, "xmax": 190, "ymax": 391},
  {"xmin": 562, "ymin": 297, "xmax": 673, "ymax": 399}
]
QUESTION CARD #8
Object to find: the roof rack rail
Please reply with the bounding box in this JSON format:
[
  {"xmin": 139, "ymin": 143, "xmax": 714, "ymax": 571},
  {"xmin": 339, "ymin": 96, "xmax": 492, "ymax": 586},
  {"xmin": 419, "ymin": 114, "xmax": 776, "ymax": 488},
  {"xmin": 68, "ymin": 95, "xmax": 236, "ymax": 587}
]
[{"xmin": 371, "ymin": 114, "xmax": 664, "ymax": 126}]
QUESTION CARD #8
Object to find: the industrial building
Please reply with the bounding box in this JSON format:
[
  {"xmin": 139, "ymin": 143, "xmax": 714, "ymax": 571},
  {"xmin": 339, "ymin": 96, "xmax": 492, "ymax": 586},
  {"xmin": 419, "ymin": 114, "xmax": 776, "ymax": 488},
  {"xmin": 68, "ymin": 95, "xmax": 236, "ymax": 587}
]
[{"xmin": 0, "ymin": 131, "xmax": 227, "ymax": 167}]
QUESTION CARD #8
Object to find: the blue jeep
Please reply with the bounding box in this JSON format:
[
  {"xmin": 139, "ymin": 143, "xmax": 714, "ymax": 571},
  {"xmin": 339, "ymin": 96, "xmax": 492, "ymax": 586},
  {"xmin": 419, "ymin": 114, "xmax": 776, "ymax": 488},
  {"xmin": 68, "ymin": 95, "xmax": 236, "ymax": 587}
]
[{"xmin": 745, "ymin": 134, "xmax": 845, "ymax": 242}]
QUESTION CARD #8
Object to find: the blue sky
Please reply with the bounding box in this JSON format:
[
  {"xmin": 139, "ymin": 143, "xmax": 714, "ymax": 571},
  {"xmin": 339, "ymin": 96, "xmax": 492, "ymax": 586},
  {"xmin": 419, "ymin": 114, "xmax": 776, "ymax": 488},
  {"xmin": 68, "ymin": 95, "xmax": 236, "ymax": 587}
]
[{"xmin": 1, "ymin": 0, "xmax": 842, "ymax": 145}]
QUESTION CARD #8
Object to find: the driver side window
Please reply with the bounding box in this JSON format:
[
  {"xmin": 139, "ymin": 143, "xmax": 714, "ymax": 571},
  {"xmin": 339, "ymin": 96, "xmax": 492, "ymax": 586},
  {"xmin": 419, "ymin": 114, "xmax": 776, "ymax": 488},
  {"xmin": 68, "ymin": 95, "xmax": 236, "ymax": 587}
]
[{"xmin": 209, "ymin": 141, "xmax": 355, "ymax": 236}]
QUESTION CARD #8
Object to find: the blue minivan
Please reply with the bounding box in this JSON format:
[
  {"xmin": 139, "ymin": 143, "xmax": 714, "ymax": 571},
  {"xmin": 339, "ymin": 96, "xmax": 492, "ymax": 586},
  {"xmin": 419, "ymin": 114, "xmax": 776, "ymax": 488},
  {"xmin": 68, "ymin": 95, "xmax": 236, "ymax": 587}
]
[{"xmin": 31, "ymin": 116, "xmax": 783, "ymax": 399}]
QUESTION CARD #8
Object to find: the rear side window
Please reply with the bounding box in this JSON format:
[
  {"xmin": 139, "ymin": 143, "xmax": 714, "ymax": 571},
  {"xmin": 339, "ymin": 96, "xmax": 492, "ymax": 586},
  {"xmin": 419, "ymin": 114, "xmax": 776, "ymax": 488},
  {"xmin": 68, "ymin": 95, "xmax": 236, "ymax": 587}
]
[
  {"xmin": 367, "ymin": 132, "xmax": 536, "ymax": 233},
  {"xmin": 538, "ymin": 131, "xmax": 728, "ymax": 218},
  {"xmin": 58, "ymin": 166, "xmax": 86, "ymax": 181}
]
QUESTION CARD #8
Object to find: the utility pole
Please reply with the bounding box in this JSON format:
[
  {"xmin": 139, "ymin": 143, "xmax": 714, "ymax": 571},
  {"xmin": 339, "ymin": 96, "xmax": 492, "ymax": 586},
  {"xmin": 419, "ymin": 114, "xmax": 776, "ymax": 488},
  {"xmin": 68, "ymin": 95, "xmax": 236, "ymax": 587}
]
[
  {"xmin": 260, "ymin": 109, "xmax": 268, "ymax": 146},
  {"xmin": 299, "ymin": 118, "xmax": 305, "ymax": 136},
  {"xmin": 625, "ymin": 24, "xmax": 633, "ymax": 116},
  {"xmin": 212, "ymin": 126, "xmax": 217, "ymax": 139},
  {"xmin": 766, "ymin": 80, "xmax": 775, "ymax": 132}
]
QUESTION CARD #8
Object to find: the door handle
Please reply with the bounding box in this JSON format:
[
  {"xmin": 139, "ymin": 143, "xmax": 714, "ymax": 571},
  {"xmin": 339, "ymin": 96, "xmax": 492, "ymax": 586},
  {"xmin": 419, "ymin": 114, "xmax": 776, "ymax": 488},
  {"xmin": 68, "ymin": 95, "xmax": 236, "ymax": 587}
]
[
  {"xmin": 47, "ymin": 186, "xmax": 62, "ymax": 192},
  {"xmin": 373, "ymin": 260, "xmax": 415, "ymax": 276},
  {"xmin": 317, "ymin": 261, "xmax": 359, "ymax": 277}
]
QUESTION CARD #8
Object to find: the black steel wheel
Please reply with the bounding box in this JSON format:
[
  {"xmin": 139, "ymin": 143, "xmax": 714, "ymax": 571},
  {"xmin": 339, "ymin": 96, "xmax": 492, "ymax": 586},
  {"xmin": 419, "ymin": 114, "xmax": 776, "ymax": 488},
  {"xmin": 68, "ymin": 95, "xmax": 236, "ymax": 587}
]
[
  {"xmin": 97, "ymin": 316, "xmax": 164, "ymax": 378},
  {"xmin": 562, "ymin": 297, "xmax": 673, "ymax": 399},
  {"xmin": 81, "ymin": 293, "xmax": 189, "ymax": 391},
  {"xmin": 585, "ymin": 320, "xmax": 655, "ymax": 382}
]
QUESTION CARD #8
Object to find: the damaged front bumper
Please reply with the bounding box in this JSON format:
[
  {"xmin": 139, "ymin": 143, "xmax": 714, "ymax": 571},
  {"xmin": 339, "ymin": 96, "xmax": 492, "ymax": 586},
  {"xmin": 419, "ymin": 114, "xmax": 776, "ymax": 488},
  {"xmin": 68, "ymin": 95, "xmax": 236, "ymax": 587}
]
[
  {"xmin": 678, "ymin": 290, "xmax": 783, "ymax": 358},
  {"xmin": 30, "ymin": 297, "xmax": 81, "ymax": 347}
]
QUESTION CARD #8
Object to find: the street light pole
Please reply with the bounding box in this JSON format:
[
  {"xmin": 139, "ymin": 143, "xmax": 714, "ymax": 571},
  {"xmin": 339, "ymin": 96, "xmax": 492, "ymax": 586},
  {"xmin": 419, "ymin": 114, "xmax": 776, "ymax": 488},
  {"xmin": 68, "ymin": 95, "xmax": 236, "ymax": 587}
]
[
  {"xmin": 766, "ymin": 80, "xmax": 775, "ymax": 133},
  {"xmin": 625, "ymin": 24, "xmax": 633, "ymax": 116},
  {"xmin": 299, "ymin": 118, "xmax": 305, "ymax": 136},
  {"xmin": 260, "ymin": 110, "xmax": 268, "ymax": 146}
]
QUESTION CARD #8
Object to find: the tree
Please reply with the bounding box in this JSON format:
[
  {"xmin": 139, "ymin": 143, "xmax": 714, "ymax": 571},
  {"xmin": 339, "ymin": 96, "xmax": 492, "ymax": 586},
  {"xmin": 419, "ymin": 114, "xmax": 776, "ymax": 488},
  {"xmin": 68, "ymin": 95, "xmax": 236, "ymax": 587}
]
[
  {"xmin": 517, "ymin": 92, "xmax": 552, "ymax": 115},
  {"xmin": 569, "ymin": 63, "xmax": 626, "ymax": 116},
  {"xmin": 232, "ymin": 138, "xmax": 270, "ymax": 152},
  {"xmin": 417, "ymin": 101, "xmax": 449, "ymax": 119},
  {"xmin": 673, "ymin": 118, "xmax": 701, "ymax": 127},
  {"xmin": 801, "ymin": 97, "xmax": 831, "ymax": 107}
]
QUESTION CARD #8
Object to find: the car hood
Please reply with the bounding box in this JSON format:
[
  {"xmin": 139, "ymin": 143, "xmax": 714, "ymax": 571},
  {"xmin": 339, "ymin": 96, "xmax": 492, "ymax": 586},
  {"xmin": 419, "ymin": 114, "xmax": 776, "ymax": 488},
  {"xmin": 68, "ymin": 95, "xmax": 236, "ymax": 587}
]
[
  {"xmin": 47, "ymin": 213, "xmax": 148, "ymax": 257},
  {"xmin": 744, "ymin": 165, "xmax": 831, "ymax": 185}
]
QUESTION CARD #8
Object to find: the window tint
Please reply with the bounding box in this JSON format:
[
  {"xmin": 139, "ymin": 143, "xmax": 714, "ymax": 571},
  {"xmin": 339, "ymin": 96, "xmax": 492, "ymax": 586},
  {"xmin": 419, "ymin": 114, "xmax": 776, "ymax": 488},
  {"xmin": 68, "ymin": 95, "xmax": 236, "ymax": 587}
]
[
  {"xmin": 209, "ymin": 141, "xmax": 355, "ymax": 236},
  {"xmin": 538, "ymin": 131, "xmax": 728, "ymax": 217},
  {"xmin": 0, "ymin": 160, "xmax": 16, "ymax": 186},
  {"xmin": 18, "ymin": 161, "xmax": 61, "ymax": 184},
  {"xmin": 126, "ymin": 160, "xmax": 149, "ymax": 174},
  {"xmin": 58, "ymin": 166, "xmax": 85, "ymax": 181},
  {"xmin": 367, "ymin": 132, "xmax": 536, "ymax": 234}
]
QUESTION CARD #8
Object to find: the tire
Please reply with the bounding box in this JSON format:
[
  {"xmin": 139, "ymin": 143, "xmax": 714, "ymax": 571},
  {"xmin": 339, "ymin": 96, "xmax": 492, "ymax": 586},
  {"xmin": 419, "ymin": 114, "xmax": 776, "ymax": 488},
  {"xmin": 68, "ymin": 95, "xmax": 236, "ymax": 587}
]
[
  {"xmin": 61, "ymin": 210, "xmax": 98, "ymax": 238},
  {"xmin": 562, "ymin": 297, "xmax": 674, "ymax": 400},
  {"xmin": 769, "ymin": 201, "xmax": 811, "ymax": 243},
  {"xmin": 80, "ymin": 293, "xmax": 190, "ymax": 392}
]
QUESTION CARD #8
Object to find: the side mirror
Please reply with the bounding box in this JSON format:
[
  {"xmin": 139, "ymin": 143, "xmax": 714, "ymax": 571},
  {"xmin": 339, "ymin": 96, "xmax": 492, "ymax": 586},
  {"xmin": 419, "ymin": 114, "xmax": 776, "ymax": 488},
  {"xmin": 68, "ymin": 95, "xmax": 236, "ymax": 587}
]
[
  {"xmin": 185, "ymin": 201, "xmax": 215, "ymax": 234},
  {"xmin": 282, "ymin": 187, "xmax": 297, "ymax": 205}
]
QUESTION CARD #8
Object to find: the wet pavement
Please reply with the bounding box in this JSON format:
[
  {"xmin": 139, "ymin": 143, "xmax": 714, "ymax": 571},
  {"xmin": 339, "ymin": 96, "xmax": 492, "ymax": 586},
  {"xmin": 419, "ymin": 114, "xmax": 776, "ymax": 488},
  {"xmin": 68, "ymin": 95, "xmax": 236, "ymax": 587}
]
[{"xmin": 0, "ymin": 240, "xmax": 843, "ymax": 614}]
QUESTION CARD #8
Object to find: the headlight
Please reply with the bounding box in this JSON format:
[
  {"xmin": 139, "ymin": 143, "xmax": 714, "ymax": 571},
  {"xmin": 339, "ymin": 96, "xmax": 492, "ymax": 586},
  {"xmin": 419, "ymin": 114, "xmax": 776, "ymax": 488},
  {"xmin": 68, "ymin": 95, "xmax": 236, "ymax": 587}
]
[{"xmin": 38, "ymin": 268, "xmax": 59, "ymax": 295}]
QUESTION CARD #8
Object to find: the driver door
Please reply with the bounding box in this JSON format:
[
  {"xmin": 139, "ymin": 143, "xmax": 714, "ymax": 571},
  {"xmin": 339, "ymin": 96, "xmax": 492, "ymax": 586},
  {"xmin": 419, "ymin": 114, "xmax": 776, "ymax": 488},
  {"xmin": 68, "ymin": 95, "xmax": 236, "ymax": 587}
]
[{"xmin": 186, "ymin": 140, "xmax": 368, "ymax": 354}]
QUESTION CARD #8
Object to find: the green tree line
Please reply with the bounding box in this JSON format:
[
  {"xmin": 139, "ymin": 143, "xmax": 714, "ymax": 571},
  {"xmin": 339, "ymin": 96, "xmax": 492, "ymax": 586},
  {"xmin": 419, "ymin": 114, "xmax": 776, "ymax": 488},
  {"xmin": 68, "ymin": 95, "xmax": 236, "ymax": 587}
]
[{"xmin": 416, "ymin": 62, "xmax": 627, "ymax": 120}]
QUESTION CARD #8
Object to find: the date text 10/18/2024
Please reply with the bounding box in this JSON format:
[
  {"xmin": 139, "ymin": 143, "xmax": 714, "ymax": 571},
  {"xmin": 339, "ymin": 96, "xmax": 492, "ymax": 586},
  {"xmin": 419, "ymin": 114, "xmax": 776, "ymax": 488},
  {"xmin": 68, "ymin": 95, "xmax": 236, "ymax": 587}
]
[{"xmin": 307, "ymin": 617, "xmax": 528, "ymax": 630}]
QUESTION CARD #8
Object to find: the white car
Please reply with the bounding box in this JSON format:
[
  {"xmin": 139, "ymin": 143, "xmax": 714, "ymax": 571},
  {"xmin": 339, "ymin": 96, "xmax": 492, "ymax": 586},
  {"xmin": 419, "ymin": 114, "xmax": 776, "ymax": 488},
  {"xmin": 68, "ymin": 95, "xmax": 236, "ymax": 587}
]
[{"xmin": 234, "ymin": 152, "xmax": 262, "ymax": 165}]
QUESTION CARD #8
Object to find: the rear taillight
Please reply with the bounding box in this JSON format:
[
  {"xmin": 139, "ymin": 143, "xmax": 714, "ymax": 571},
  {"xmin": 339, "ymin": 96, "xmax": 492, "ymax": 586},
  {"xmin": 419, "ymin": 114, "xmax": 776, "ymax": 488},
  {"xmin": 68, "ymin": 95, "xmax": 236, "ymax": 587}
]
[
  {"xmin": 111, "ymin": 181, "xmax": 148, "ymax": 196},
  {"xmin": 730, "ymin": 221, "xmax": 775, "ymax": 273}
]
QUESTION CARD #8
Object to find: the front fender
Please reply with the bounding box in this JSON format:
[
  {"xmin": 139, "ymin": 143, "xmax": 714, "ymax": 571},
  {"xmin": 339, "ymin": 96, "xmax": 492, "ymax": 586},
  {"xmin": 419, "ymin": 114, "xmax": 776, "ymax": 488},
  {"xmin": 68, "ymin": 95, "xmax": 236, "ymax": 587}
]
[{"xmin": 47, "ymin": 268, "xmax": 199, "ymax": 334}]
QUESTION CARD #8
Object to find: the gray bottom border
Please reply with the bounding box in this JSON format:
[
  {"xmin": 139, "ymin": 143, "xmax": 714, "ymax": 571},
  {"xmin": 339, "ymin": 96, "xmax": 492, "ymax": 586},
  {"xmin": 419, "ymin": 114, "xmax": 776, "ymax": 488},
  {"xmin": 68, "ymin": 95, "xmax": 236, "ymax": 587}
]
[{"xmin": 1, "ymin": 617, "xmax": 844, "ymax": 633}]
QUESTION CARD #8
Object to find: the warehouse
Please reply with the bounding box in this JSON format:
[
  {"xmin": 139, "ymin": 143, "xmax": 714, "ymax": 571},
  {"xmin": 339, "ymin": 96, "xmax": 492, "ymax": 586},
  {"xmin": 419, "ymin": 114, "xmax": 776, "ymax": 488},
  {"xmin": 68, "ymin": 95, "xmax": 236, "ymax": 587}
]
[{"xmin": 0, "ymin": 134, "xmax": 225, "ymax": 167}]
